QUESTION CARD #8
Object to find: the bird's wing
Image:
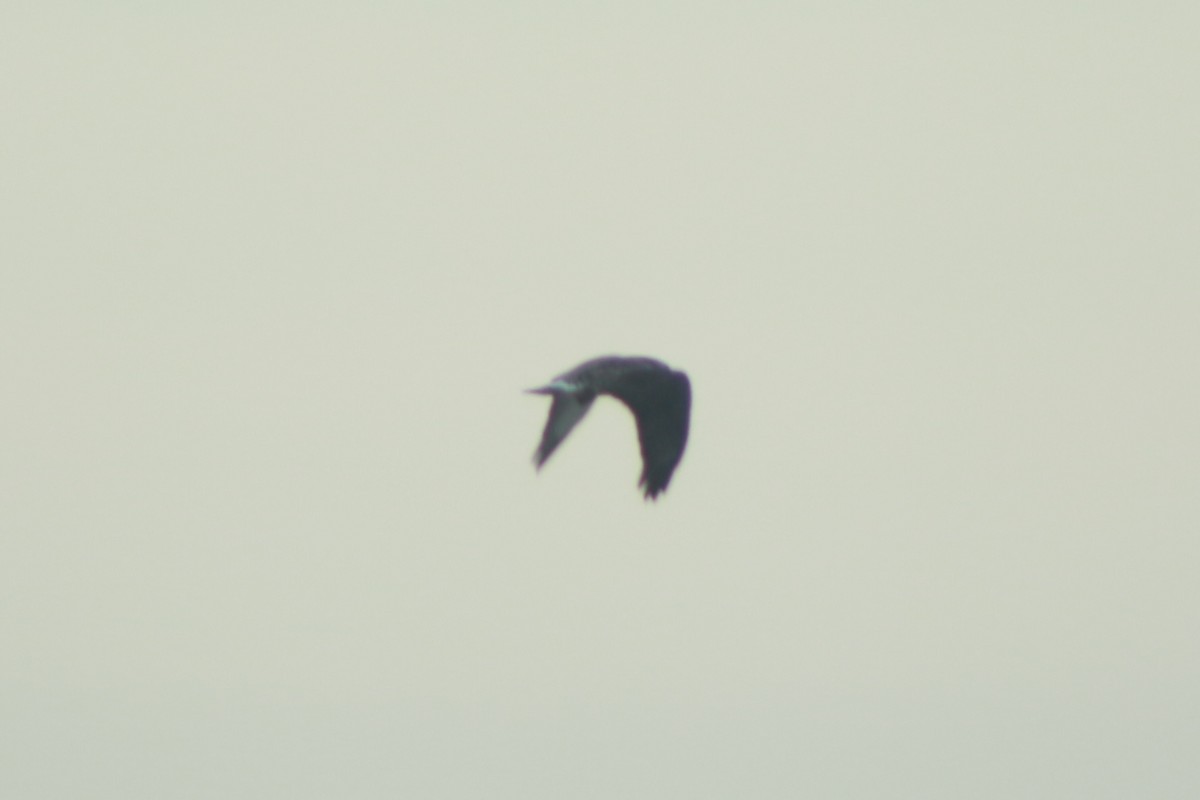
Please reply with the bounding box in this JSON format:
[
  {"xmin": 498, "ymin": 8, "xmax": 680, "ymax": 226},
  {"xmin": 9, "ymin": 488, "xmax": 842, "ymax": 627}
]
[
  {"xmin": 606, "ymin": 367, "xmax": 691, "ymax": 499},
  {"xmin": 531, "ymin": 392, "xmax": 595, "ymax": 468}
]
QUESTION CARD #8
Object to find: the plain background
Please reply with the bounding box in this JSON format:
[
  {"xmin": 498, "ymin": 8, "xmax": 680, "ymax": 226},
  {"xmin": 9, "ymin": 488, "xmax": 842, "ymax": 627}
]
[{"xmin": 3, "ymin": 4, "xmax": 1198, "ymax": 798}]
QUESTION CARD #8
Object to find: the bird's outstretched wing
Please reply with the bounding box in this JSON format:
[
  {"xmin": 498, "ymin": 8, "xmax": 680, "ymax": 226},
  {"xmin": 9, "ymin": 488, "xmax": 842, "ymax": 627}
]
[
  {"xmin": 605, "ymin": 364, "xmax": 691, "ymax": 499},
  {"xmin": 529, "ymin": 389, "xmax": 595, "ymax": 468}
]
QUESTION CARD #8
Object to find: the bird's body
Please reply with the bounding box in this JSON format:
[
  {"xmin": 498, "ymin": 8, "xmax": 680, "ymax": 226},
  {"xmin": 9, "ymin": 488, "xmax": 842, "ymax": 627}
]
[{"xmin": 527, "ymin": 356, "xmax": 691, "ymax": 499}]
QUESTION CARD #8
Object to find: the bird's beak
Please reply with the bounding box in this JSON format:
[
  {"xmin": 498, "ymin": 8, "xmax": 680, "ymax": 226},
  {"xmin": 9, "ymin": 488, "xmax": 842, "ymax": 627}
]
[{"xmin": 525, "ymin": 379, "xmax": 571, "ymax": 395}]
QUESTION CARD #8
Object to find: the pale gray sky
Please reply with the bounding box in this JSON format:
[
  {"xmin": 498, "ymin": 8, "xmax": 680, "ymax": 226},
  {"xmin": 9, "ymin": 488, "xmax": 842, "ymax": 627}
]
[{"xmin": 3, "ymin": 4, "xmax": 1198, "ymax": 798}]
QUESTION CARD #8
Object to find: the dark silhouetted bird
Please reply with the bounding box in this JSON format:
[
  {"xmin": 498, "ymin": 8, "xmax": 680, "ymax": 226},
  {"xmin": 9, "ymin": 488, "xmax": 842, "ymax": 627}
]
[{"xmin": 527, "ymin": 356, "xmax": 691, "ymax": 499}]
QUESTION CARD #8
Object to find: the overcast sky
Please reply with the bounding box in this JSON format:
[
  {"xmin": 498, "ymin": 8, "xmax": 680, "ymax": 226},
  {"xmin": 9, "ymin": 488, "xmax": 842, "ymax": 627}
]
[{"xmin": 3, "ymin": 4, "xmax": 1198, "ymax": 798}]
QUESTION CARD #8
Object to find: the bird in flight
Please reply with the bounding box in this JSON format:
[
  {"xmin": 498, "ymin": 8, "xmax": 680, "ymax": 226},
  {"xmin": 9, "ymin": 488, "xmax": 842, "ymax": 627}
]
[{"xmin": 527, "ymin": 355, "xmax": 691, "ymax": 499}]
